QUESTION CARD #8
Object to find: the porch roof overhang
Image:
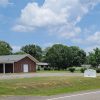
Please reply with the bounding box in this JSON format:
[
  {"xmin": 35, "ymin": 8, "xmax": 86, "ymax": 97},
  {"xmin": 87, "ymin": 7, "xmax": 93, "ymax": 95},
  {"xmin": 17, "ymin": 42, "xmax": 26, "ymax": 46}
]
[
  {"xmin": 0, "ymin": 60, "xmax": 15, "ymax": 64},
  {"xmin": 36, "ymin": 62, "xmax": 49, "ymax": 66}
]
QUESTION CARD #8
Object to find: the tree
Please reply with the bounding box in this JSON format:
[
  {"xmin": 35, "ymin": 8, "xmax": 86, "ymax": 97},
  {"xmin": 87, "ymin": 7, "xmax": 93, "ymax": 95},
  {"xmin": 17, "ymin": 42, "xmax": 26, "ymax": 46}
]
[
  {"xmin": 13, "ymin": 51, "xmax": 26, "ymax": 55},
  {"xmin": 84, "ymin": 56, "xmax": 90, "ymax": 64},
  {"xmin": 41, "ymin": 47, "xmax": 51, "ymax": 62},
  {"xmin": 45, "ymin": 44, "xmax": 72, "ymax": 70},
  {"xmin": 94, "ymin": 48, "xmax": 100, "ymax": 66},
  {"xmin": 88, "ymin": 48, "xmax": 100, "ymax": 67},
  {"xmin": 88, "ymin": 52, "xmax": 97, "ymax": 67},
  {"xmin": 70, "ymin": 46, "xmax": 86, "ymax": 66},
  {"xmin": 21, "ymin": 44, "xmax": 42, "ymax": 61},
  {"xmin": 0, "ymin": 40, "xmax": 12, "ymax": 55}
]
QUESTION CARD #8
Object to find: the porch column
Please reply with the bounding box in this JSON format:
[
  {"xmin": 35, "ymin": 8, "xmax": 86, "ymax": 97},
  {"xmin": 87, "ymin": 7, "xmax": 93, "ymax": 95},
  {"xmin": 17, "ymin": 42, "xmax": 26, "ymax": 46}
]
[
  {"xmin": 3, "ymin": 63, "xmax": 5, "ymax": 74},
  {"xmin": 13, "ymin": 62, "xmax": 14, "ymax": 73}
]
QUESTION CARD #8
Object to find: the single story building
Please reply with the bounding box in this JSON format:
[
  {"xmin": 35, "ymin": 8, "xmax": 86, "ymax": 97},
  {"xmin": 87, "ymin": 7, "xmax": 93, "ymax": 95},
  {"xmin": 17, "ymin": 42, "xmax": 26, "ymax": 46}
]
[{"xmin": 0, "ymin": 54, "xmax": 39, "ymax": 73}]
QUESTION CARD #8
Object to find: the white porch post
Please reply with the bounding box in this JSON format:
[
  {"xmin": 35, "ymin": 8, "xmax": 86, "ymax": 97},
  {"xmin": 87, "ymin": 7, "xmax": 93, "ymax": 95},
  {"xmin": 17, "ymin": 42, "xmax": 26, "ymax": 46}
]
[
  {"xmin": 13, "ymin": 62, "xmax": 14, "ymax": 73},
  {"xmin": 3, "ymin": 63, "xmax": 5, "ymax": 74}
]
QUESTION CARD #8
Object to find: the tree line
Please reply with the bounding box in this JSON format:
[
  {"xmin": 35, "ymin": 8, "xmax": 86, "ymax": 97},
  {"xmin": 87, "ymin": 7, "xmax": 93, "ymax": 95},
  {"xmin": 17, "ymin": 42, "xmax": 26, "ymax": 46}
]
[{"xmin": 0, "ymin": 40, "xmax": 100, "ymax": 70}]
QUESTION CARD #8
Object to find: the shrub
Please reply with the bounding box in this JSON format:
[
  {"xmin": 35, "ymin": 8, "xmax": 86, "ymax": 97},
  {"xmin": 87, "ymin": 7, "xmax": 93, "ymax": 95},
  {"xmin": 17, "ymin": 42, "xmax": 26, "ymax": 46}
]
[
  {"xmin": 96, "ymin": 68, "xmax": 100, "ymax": 73},
  {"xmin": 44, "ymin": 67, "xmax": 51, "ymax": 71},
  {"xmin": 44, "ymin": 67, "xmax": 48, "ymax": 70},
  {"xmin": 80, "ymin": 68, "xmax": 87, "ymax": 73},
  {"xmin": 37, "ymin": 67, "xmax": 40, "ymax": 71},
  {"xmin": 54, "ymin": 68, "xmax": 59, "ymax": 70},
  {"xmin": 68, "ymin": 67, "xmax": 75, "ymax": 73}
]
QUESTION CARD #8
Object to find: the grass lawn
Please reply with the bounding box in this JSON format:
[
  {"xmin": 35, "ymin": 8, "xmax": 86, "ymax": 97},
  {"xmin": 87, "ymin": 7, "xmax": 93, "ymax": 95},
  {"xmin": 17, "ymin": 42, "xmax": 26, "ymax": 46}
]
[
  {"xmin": 37, "ymin": 70, "xmax": 68, "ymax": 73},
  {"xmin": 0, "ymin": 76, "xmax": 100, "ymax": 96},
  {"xmin": 37, "ymin": 70, "xmax": 81, "ymax": 73}
]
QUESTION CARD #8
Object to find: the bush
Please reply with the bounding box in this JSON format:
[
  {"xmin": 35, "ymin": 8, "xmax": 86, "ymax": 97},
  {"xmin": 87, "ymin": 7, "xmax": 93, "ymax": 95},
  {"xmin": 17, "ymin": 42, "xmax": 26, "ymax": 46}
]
[
  {"xmin": 80, "ymin": 68, "xmax": 87, "ymax": 73},
  {"xmin": 44, "ymin": 67, "xmax": 48, "ymax": 70},
  {"xmin": 44, "ymin": 67, "xmax": 51, "ymax": 71},
  {"xmin": 37, "ymin": 67, "xmax": 40, "ymax": 71},
  {"xmin": 68, "ymin": 67, "xmax": 75, "ymax": 73},
  {"xmin": 96, "ymin": 68, "xmax": 100, "ymax": 73}
]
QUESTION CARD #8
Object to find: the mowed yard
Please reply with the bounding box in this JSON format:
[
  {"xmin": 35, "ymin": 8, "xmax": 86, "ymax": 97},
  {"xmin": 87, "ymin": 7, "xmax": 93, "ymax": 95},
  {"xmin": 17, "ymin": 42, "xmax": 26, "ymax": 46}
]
[{"xmin": 0, "ymin": 76, "xmax": 100, "ymax": 96}]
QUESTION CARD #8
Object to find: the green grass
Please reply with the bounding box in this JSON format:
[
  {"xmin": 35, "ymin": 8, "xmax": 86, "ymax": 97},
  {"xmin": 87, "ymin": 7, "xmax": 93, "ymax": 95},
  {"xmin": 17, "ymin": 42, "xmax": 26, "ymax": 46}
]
[
  {"xmin": 37, "ymin": 70, "xmax": 81, "ymax": 73},
  {"xmin": 0, "ymin": 76, "xmax": 100, "ymax": 96},
  {"xmin": 37, "ymin": 70, "xmax": 68, "ymax": 73}
]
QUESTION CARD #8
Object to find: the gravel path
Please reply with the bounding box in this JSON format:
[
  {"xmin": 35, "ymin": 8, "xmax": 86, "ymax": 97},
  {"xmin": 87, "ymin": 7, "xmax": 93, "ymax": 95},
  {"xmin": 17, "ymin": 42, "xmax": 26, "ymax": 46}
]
[
  {"xmin": 0, "ymin": 96, "xmax": 46, "ymax": 100},
  {"xmin": 0, "ymin": 73, "xmax": 100, "ymax": 80},
  {"xmin": 0, "ymin": 73, "xmax": 83, "ymax": 80}
]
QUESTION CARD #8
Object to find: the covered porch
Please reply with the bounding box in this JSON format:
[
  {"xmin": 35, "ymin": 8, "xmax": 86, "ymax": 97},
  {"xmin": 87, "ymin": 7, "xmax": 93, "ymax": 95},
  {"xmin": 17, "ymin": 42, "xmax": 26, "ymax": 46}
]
[
  {"xmin": 0, "ymin": 62, "xmax": 14, "ymax": 74},
  {"xmin": 36, "ymin": 62, "xmax": 49, "ymax": 70}
]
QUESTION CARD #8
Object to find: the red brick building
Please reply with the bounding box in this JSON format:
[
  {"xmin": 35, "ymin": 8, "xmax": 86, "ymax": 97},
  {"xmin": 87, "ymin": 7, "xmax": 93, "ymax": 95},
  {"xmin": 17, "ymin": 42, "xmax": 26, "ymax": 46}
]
[{"xmin": 0, "ymin": 54, "xmax": 39, "ymax": 73}]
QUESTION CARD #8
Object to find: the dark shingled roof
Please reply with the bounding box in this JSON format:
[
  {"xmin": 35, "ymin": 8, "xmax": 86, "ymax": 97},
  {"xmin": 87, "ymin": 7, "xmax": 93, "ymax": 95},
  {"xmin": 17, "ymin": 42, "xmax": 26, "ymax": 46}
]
[{"xmin": 0, "ymin": 54, "xmax": 39, "ymax": 63}]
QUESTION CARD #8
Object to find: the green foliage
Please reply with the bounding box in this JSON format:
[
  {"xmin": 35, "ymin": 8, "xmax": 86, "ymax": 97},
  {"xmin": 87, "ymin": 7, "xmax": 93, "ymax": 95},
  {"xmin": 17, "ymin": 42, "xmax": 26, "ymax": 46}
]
[
  {"xmin": 96, "ymin": 68, "xmax": 100, "ymax": 73},
  {"xmin": 0, "ymin": 40, "xmax": 12, "ymax": 55},
  {"xmin": 88, "ymin": 48, "xmax": 100, "ymax": 67},
  {"xmin": 68, "ymin": 67, "xmax": 75, "ymax": 73},
  {"xmin": 44, "ymin": 67, "xmax": 51, "ymax": 71},
  {"xmin": 45, "ymin": 44, "xmax": 72, "ymax": 70},
  {"xmin": 37, "ymin": 67, "xmax": 40, "ymax": 71},
  {"xmin": 41, "ymin": 47, "xmax": 51, "ymax": 62},
  {"xmin": 21, "ymin": 44, "xmax": 42, "ymax": 61},
  {"xmin": 70, "ymin": 46, "xmax": 86, "ymax": 66},
  {"xmin": 80, "ymin": 68, "xmax": 87, "ymax": 73},
  {"xmin": 45, "ymin": 44, "xmax": 86, "ymax": 70},
  {"xmin": 13, "ymin": 51, "xmax": 26, "ymax": 55}
]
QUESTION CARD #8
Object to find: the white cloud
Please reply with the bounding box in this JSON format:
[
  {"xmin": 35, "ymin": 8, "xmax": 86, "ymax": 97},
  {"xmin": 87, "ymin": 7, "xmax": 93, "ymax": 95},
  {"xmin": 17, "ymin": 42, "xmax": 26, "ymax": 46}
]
[
  {"xmin": 73, "ymin": 31, "xmax": 100, "ymax": 45},
  {"xmin": 72, "ymin": 31, "xmax": 100, "ymax": 53},
  {"xmin": 58, "ymin": 25, "xmax": 81, "ymax": 39},
  {"xmin": 12, "ymin": 0, "xmax": 100, "ymax": 38},
  {"xmin": 87, "ymin": 32, "xmax": 100, "ymax": 44},
  {"xmin": 42, "ymin": 42, "xmax": 54, "ymax": 48},
  {"xmin": 42, "ymin": 42, "xmax": 66, "ymax": 49},
  {"xmin": 12, "ymin": 25, "xmax": 34, "ymax": 32},
  {"xmin": 0, "ymin": 0, "xmax": 13, "ymax": 7},
  {"xmin": 12, "ymin": 46, "xmax": 21, "ymax": 52},
  {"xmin": 84, "ymin": 45, "xmax": 100, "ymax": 54}
]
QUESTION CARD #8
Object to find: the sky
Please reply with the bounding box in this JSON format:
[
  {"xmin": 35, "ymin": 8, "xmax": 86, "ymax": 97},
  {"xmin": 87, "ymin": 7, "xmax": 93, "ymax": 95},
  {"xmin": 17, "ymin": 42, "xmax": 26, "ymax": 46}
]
[{"xmin": 0, "ymin": 0, "xmax": 100, "ymax": 53}]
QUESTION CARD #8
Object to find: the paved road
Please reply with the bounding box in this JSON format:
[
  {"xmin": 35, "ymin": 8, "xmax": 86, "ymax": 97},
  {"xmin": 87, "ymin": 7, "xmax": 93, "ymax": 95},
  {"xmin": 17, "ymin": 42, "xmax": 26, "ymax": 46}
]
[
  {"xmin": 0, "ymin": 90, "xmax": 100, "ymax": 100},
  {"xmin": 47, "ymin": 91, "xmax": 100, "ymax": 100}
]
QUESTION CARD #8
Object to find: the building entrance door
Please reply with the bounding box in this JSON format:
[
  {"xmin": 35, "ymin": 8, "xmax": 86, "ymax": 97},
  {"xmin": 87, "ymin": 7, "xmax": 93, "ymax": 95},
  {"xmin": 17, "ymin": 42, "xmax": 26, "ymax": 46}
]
[{"xmin": 23, "ymin": 64, "xmax": 28, "ymax": 72}]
